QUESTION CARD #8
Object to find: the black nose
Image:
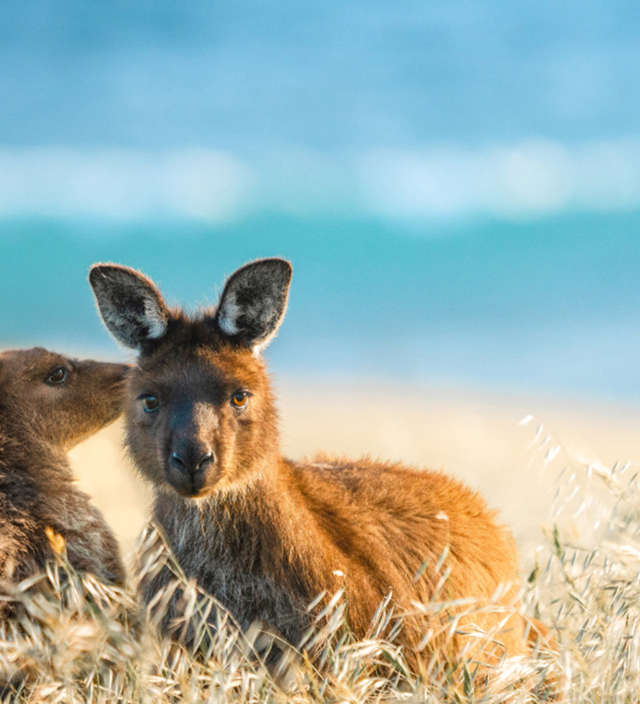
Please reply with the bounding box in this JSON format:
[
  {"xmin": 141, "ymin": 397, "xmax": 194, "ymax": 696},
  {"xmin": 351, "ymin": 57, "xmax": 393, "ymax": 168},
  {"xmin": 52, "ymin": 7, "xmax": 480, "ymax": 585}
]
[{"xmin": 170, "ymin": 443, "xmax": 215, "ymax": 476}]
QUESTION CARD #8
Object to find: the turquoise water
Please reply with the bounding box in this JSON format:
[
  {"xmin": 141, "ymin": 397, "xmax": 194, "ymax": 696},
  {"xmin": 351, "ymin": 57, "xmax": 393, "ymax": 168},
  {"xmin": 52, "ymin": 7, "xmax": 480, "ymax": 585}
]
[{"xmin": 2, "ymin": 212, "xmax": 639, "ymax": 401}]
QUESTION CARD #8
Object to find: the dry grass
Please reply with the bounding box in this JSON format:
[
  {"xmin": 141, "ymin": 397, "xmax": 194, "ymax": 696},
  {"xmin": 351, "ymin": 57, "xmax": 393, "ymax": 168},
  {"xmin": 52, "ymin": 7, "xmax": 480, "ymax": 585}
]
[
  {"xmin": 1, "ymin": 449, "xmax": 639, "ymax": 702},
  {"xmin": 3, "ymin": 386, "xmax": 637, "ymax": 702}
]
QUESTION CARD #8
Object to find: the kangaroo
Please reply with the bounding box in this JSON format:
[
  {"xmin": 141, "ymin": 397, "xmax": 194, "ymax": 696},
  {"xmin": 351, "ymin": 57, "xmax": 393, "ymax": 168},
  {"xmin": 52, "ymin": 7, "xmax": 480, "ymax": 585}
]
[
  {"xmin": 89, "ymin": 259, "xmax": 530, "ymax": 673},
  {"xmin": 0, "ymin": 347, "xmax": 128, "ymax": 586}
]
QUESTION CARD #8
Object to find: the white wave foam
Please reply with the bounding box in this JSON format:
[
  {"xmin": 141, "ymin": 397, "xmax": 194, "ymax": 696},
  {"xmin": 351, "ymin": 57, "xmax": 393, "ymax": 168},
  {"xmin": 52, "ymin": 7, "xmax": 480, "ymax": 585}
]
[
  {"xmin": 1, "ymin": 139, "xmax": 639, "ymax": 221},
  {"xmin": 357, "ymin": 139, "xmax": 640, "ymax": 219},
  {"xmin": 0, "ymin": 148, "xmax": 252, "ymax": 222}
]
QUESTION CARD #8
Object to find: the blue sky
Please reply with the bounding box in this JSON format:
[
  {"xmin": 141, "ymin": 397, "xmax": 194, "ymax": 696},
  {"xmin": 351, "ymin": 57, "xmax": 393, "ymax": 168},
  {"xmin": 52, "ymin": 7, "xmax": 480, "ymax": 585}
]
[{"xmin": 2, "ymin": 1, "xmax": 638, "ymax": 149}]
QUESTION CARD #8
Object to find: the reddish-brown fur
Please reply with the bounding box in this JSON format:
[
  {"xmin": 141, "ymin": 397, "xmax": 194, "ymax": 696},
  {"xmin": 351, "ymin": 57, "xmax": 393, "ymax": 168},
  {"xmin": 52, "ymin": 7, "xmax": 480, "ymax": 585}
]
[
  {"xmin": 90, "ymin": 259, "xmax": 532, "ymax": 674},
  {"xmin": 0, "ymin": 347, "xmax": 128, "ymax": 586}
]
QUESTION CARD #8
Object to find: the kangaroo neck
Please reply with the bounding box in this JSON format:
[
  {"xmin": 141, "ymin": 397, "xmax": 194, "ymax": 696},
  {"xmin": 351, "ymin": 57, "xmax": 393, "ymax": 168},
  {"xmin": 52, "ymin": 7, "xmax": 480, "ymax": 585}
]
[
  {"xmin": 152, "ymin": 457, "xmax": 320, "ymax": 578},
  {"xmin": 0, "ymin": 424, "xmax": 72, "ymax": 486}
]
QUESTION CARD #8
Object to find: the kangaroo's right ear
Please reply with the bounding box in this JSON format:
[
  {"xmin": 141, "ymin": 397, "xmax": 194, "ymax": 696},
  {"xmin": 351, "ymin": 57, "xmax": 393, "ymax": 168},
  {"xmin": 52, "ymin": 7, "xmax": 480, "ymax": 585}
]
[{"xmin": 89, "ymin": 264, "xmax": 169, "ymax": 350}]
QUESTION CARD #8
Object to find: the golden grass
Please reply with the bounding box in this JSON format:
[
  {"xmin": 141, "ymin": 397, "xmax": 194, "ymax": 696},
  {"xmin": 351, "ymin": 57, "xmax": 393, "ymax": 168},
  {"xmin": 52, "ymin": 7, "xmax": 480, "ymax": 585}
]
[{"xmin": 6, "ymin": 382, "xmax": 635, "ymax": 702}]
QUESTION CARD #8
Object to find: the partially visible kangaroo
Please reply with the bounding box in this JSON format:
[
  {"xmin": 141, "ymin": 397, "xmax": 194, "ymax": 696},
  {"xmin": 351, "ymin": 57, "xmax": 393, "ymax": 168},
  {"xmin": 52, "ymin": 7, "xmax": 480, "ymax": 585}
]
[
  {"xmin": 90, "ymin": 259, "xmax": 534, "ymax": 674},
  {"xmin": 0, "ymin": 347, "xmax": 128, "ymax": 586}
]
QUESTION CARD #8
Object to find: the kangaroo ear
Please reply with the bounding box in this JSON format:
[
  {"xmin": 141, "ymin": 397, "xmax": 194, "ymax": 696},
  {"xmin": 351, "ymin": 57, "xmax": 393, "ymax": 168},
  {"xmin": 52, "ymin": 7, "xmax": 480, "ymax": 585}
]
[
  {"xmin": 215, "ymin": 258, "xmax": 292, "ymax": 352},
  {"xmin": 89, "ymin": 264, "xmax": 169, "ymax": 350}
]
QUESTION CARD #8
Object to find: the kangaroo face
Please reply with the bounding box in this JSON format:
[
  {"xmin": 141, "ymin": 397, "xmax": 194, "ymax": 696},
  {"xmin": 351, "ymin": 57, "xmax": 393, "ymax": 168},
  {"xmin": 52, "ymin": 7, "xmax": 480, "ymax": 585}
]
[
  {"xmin": 0, "ymin": 347, "xmax": 129, "ymax": 449},
  {"xmin": 125, "ymin": 341, "xmax": 277, "ymax": 498},
  {"xmin": 90, "ymin": 258, "xmax": 292, "ymax": 499}
]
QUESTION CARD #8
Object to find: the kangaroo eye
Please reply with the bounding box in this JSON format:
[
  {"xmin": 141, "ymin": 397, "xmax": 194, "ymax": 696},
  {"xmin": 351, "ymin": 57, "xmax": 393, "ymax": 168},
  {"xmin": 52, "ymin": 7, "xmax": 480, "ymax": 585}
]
[
  {"xmin": 45, "ymin": 367, "xmax": 68, "ymax": 386},
  {"xmin": 141, "ymin": 395, "xmax": 160, "ymax": 413},
  {"xmin": 230, "ymin": 390, "xmax": 250, "ymax": 409}
]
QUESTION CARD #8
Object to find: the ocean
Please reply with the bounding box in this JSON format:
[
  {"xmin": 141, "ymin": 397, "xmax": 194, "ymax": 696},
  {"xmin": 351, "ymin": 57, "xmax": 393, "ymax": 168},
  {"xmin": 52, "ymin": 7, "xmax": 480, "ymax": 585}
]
[{"xmin": 2, "ymin": 211, "xmax": 639, "ymax": 402}]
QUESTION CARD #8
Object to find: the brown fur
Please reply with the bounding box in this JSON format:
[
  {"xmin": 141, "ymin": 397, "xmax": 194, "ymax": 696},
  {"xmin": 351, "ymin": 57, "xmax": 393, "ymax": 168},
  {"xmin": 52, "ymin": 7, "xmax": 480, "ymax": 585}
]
[
  {"xmin": 0, "ymin": 347, "xmax": 128, "ymax": 586},
  {"xmin": 90, "ymin": 259, "xmax": 531, "ymax": 674}
]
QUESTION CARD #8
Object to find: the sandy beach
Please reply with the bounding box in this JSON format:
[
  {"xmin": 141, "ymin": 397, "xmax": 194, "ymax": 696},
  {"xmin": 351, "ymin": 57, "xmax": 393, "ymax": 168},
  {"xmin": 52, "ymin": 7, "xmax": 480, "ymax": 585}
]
[{"xmin": 68, "ymin": 378, "xmax": 640, "ymax": 570}]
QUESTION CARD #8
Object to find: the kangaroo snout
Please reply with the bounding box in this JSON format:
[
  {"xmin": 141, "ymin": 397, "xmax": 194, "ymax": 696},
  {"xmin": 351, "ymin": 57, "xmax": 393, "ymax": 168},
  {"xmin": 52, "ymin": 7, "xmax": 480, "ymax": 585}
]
[
  {"xmin": 169, "ymin": 440, "xmax": 215, "ymax": 477},
  {"xmin": 87, "ymin": 359, "xmax": 131, "ymax": 384},
  {"xmin": 113, "ymin": 362, "xmax": 132, "ymax": 380},
  {"xmin": 167, "ymin": 438, "xmax": 216, "ymax": 496},
  {"xmin": 164, "ymin": 400, "xmax": 219, "ymax": 494},
  {"xmin": 108, "ymin": 363, "xmax": 131, "ymax": 390}
]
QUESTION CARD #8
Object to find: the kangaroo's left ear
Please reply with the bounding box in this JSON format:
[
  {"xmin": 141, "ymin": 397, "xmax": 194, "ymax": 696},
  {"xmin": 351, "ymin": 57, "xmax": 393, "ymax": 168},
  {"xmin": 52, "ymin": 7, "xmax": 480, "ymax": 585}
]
[
  {"xmin": 215, "ymin": 258, "xmax": 292, "ymax": 353},
  {"xmin": 89, "ymin": 263, "xmax": 169, "ymax": 350}
]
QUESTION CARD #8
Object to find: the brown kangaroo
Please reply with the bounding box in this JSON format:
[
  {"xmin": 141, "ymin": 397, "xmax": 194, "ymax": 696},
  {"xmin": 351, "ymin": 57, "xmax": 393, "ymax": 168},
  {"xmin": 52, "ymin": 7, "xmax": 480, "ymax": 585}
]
[
  {"xmin": 0, "ymin": 347, "xmax": 128, "ymax": 586},
  {"xmin": 89, "ymin": 259, "xmax": 531, "ymax": 673}
]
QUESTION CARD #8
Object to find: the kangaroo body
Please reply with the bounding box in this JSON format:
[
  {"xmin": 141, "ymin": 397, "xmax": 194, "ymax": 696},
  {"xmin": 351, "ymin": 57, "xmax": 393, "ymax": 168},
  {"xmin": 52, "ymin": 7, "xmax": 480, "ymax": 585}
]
[
  {"xmin": 90, "ymin": 259, "xmax": 526, "ymax": 668},
  {"xmin": 146, "ymin": 455, "xmax": 522, "ymax": 661},
  {"xmin": 0, "ymin": 348, "xmax": 128, "ymax": 585}
]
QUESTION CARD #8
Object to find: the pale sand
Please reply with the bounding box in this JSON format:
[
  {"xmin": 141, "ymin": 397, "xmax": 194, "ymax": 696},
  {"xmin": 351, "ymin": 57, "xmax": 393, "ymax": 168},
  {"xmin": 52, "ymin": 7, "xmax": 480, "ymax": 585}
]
[{"xmin": 69, "ymin": 379, "xmax": 640, "ymax": 570}]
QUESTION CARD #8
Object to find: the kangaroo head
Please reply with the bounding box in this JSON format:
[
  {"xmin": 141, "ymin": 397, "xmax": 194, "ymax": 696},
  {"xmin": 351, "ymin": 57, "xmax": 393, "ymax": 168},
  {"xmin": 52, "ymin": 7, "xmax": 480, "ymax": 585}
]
[
  {"xmin": 89, "ymin": 258, "xmax": 292, "ymax": 499},
  {"xmin": 0, "ymin": 347, "xmax": 129, "ymax": 450}
]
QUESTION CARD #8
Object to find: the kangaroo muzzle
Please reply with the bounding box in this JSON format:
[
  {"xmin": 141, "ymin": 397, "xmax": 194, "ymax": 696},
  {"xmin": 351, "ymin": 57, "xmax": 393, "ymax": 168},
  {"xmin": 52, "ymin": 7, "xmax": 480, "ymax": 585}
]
[{"xmin": 166, "ymin": 402, "xmax": 218, "ymax": 496}]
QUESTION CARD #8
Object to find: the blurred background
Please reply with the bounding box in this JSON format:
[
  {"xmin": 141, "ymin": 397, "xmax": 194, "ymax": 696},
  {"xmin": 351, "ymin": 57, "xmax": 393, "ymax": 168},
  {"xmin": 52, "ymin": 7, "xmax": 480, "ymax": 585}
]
[{"xmin": 2, "ymin": 1, "xmax": 639, "ymax": 556}]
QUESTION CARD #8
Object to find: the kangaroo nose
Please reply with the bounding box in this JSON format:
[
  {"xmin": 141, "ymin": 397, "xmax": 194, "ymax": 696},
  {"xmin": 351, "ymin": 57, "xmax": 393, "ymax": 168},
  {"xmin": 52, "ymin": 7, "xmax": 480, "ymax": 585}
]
[
  {"xmin": 170, "ymin": 443, "xmax": 215, "ymax": 476},
  {"xmin": 195, "ymin": 451, "xmax": 214, "ymax": 471}
]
